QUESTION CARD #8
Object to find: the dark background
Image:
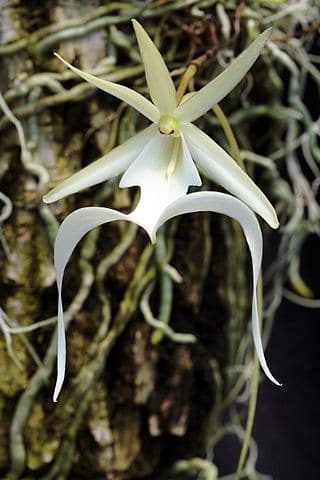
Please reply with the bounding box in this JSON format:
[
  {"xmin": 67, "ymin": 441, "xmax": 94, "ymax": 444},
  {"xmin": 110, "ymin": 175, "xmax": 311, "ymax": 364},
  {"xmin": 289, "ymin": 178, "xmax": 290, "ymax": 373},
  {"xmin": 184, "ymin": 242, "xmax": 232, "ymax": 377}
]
[
  {"xmin": 255, "ymin": 233, "xmax": 320, "ymax": 480},
  {"xmin": 215, "ymin": 33, "xmax": 320, "ymax": 480},
  {"xmin": 254, "ymin": 33, "xmax": 320, "ymax": 480},
  {"xmin": 214, "ymin": 228, "xmax": 320, "ymax": 480}
]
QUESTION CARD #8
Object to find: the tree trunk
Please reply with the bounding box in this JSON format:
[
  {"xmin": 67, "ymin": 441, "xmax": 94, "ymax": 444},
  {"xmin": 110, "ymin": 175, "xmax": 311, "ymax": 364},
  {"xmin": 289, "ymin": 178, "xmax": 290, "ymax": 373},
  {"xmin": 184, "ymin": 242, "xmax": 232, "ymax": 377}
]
[{"xmin": 0, "ymin": 1, "xmax": 284, "ymax": 479}]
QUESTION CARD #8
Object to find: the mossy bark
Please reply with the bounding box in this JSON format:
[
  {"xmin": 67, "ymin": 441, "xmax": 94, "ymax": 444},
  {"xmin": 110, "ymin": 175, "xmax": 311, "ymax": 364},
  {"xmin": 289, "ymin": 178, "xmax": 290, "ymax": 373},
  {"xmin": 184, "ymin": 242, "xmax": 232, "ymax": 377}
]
[{"xmin": 0, "ymin": 2, "xmax": 267, "ymax": 479}]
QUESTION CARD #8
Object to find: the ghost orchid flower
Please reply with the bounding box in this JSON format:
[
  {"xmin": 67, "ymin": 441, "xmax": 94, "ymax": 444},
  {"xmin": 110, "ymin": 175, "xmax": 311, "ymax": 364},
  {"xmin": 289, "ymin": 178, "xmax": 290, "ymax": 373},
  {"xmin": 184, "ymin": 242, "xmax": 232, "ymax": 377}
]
[{"xmin": 44, "ymin": 21, "xmax": 280, "ymax": 401}]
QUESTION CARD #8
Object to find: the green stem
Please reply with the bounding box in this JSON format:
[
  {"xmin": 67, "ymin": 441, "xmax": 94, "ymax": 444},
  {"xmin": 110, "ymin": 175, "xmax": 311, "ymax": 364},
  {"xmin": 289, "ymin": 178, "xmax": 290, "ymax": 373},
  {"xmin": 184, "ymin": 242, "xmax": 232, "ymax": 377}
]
[
  {"xmin": 212, "ymin": 104, "xmax": 244, "ymax": 169},
  {"xmin": 236, "ymin": 276, "xmax": 262, "ymax": 480}
]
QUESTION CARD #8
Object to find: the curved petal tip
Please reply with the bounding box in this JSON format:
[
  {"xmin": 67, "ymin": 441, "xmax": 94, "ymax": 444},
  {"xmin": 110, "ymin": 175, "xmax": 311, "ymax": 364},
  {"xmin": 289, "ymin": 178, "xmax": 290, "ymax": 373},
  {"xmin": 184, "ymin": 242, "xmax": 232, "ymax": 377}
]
[
  {"xmin": 43, "ymin": 192, "xmax": 55, "ymax": 204},
  {"xmin": 270, "ymin": 214, "xmax": 280, "ymax": 230}
]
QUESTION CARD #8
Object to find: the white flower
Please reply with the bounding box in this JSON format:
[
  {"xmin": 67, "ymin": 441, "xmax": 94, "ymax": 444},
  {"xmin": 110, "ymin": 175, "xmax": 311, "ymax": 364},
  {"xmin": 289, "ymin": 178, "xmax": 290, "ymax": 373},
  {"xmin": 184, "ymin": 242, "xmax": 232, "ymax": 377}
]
[{"xmin": 44, "ymin": 20, "xmax": 280, "ymax": 401}]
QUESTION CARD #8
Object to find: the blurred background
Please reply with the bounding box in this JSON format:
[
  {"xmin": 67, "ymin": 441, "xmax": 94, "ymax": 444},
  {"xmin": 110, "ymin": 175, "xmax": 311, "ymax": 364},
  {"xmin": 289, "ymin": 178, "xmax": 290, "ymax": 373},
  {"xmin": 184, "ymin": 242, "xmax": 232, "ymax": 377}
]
[{"xmin": 0, "ymin": 1, "xmax": 319, "ymax": 479}]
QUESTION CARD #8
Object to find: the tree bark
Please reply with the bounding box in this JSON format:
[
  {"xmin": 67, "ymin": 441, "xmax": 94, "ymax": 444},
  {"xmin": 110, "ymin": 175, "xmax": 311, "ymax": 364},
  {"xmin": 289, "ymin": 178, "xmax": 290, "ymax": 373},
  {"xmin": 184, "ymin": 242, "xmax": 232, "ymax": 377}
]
[{"xmin": 0, "ymin": 2, "xmax": 269, "ymax": 479}]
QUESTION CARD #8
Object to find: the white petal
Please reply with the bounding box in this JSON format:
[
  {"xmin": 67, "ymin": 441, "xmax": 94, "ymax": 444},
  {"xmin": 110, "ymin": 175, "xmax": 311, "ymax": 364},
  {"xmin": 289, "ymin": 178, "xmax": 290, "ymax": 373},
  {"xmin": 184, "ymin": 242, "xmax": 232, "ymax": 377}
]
[
  {"xmin": 43, "ymin": 125, "xmax": 157, "ymax": 203},
  {"xmin": 181, "ymin": 133, "xmax": 202, "ymax": 187},
  {"xmin": 54, "ymin": 53, "xmax": 160, "ymax": 123},
  {"xmin": 121, "ymin": 132, "xmax": 201, "ymax": 238},
  {"xmin": 53, "ymin": 207, "xmax": 128, "ymax": 401},
  {"xmin": 175, "ymin": 29, "xmax": 272, "ymax": 122},
  {"xmin": 132, "ymin": 20, "xmax": 177, "ymax": 113},
  {"xmin": 183, "ymin": 123, "xmax": 279, "ymax": 228},
  {"xmin": 154, "ymin": 191, "xmax": 281, "ymax": 386}
]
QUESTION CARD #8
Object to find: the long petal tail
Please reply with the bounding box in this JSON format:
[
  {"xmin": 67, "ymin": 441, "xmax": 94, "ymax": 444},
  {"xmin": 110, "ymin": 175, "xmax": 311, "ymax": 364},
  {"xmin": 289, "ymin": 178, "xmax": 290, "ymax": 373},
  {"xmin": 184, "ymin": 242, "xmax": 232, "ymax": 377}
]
[
  {"xmin": 53, "ymin": 207, "xmax": 128, "ymax": 401},
  {"xmin": 154, "ymin": 191, "xmax": 281, "ymax": 386}
]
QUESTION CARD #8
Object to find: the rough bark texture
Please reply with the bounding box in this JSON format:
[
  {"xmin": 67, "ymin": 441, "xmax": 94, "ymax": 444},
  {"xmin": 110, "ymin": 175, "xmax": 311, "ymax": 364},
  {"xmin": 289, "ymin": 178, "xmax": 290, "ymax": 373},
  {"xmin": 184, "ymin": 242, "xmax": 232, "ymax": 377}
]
[{"xmin": 0, "ymin": 1, "xmax": 289, "ymax": 479}]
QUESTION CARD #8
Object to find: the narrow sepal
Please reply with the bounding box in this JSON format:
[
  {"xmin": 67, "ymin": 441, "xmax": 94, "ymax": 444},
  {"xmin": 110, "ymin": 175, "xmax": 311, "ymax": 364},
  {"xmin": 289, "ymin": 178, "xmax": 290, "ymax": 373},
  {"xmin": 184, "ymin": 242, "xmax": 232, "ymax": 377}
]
[
  {"xmin": 132, "ymin": 20, "xmax": 177, "ymax": 113},
  {"xmin": 183, "ymin": 123, "xmax": 279, "ymax": 228},
  {"xmin": 175, "ymin": 29, "xmax": 272, "ymax": 122},
  {"xmin": 54, "ymin": 53, "xmax": 160, "ymax": 122},
  {"xmin": 43, "ymin": 125, "xmax": 157, "ymax": 203}
]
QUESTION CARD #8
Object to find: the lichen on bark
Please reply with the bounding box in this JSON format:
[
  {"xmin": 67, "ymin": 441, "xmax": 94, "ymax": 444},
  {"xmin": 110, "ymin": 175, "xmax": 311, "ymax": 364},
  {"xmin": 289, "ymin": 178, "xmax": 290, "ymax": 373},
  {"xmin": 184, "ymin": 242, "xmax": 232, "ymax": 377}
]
[{"xmin": 0, "ymin": 1, "xmax": 318, "ymax": 479}]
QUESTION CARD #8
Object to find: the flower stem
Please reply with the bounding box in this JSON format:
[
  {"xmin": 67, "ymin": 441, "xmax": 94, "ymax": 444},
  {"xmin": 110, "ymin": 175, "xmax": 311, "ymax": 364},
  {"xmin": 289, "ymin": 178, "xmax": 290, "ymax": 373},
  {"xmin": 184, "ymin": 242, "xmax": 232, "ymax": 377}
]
[
  {"xmin": 212, "ymin": 104, "xmax": 244, "ymax": 170},
  {"xmin": 176, "ymin": 53, "xmax": 208, "ymax": 105}
]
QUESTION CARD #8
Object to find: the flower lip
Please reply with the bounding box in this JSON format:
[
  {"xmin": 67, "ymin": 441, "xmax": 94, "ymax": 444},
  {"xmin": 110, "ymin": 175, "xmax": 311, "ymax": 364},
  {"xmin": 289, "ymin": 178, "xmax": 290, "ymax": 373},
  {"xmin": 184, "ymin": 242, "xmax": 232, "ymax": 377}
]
[{"xmin": 158, "ymin": 113, "xmax": 180, "ymax": 137}]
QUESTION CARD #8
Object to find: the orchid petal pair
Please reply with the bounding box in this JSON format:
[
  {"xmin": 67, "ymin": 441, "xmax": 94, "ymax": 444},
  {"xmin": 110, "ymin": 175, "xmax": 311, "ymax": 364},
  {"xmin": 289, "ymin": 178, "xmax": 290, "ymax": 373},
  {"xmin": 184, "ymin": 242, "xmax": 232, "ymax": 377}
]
[{"xmin": 44, "ymin": 20, "xmax": 280, "ymax": 401}]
